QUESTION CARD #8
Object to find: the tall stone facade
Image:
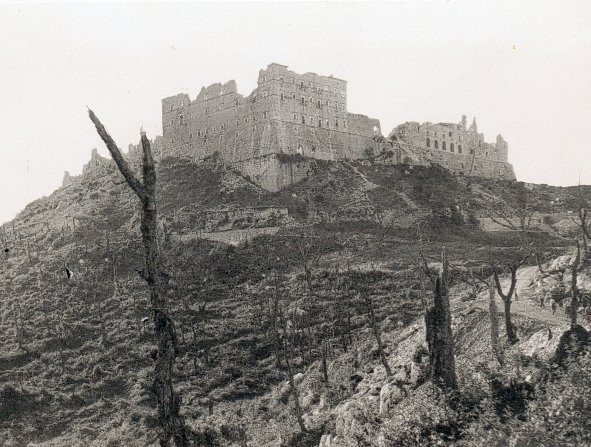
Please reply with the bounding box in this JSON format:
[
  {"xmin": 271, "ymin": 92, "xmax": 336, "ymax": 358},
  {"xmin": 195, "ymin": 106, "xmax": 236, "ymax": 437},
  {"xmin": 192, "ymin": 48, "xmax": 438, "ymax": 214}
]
[
  {"xmin": 389, "ymin": 115, "xmax": 515, "ymax": 180},
  {"xmin": 159, "ymin": 63, "xmax": 382, "ymax": 190},
  {"xmin": 118, "ymin": 65, "xmax": 516, "ymax": 190}
]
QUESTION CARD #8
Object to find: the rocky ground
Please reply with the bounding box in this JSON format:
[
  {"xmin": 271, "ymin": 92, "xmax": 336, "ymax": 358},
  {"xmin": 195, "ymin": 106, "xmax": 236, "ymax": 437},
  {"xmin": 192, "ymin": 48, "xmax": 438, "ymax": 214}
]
[{"xmin": 0, "ymin": 157, "xmax": 589, "ymax": 446}]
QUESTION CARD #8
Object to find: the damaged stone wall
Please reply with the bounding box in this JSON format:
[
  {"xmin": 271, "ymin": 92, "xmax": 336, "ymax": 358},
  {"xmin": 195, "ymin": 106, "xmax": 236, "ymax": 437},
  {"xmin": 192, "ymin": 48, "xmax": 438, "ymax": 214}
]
[
  {"xmin": 390, "ymin": 115, "xmax": 515, "ymax": 180},
  {"xmin": 201, "ymin": 206, "xmax": 289, "ymax": 232},
  {"xmin": 158, "ymin": 63, "xmax": 383, "ymax": 190}
]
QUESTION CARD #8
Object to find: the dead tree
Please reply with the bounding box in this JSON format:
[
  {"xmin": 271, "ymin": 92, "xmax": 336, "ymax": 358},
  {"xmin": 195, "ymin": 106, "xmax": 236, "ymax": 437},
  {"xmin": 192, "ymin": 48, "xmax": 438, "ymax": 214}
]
[
  {"xmin": 485, "ymin": 184, "xmax": 537, "ymax": 234},
  {"xmin": 320, "ymin": 340, "xmax": 329, "ymax": 383},
  {"xmin": 362, "ymin": 292, "xmax": 392, "ymax": 376},
  {"xmin": 492, "ymin": 251, "xmax": 530, "ymax": 345},
  {"xmin": 423, "ymin": 249, "xmax": 457, "ymax": 389},
  {"xmin": 278, "ymin": 304, "xmax": 307, "ymax": 433},
  {"xmin": 575, "ymin": 184, "xmax": 591, "ymax": 265},
  {"xmin": 488, "ymin": 283, "xmax": 504, "ymax": 366},
  {"xmin": 569, "ymin": 240, "xmax": 581, "ymax": 328},
  {"xmin": 89, "ymin": 110, "xmax": 188, "ymax": 447},
  {"xmin": 270, "ymin": 270, "xmax": 284, "ymax": 368}
]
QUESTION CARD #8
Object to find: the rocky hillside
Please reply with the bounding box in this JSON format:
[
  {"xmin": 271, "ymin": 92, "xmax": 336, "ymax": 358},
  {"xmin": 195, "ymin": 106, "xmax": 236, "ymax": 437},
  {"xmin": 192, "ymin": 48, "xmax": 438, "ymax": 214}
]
[{"xmin": 0, "ymin": 155, "xmax": 589, "ymax": 446}]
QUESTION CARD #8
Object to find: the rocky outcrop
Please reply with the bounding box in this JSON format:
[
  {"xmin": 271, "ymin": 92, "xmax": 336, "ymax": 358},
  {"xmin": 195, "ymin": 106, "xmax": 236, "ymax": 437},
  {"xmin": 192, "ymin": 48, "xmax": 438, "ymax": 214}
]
[
  {"xmin": 62, "ymin": 170, "xmax": 73, "ymax": 188},
  {"xmin": 378, "ymin": 380, "xmax": 405, "ymax": 416},
  {"xmin": 82, "ymin": 148, "xmax": 112, "ymax": 177}
]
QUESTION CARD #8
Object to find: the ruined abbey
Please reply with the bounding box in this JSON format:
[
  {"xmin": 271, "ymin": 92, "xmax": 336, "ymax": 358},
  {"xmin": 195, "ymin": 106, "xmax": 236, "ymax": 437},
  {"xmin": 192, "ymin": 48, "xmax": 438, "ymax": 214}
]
[
  {"xmin": 78, "ymin": 63, "xmax": 515, "ymax": 190},
  {"xmin": 156, "ymin": 63, "xmax": 383, "ymax": 190},
  {"xmin": 389, "ymin": 116, "xmax": 515, "ymax": 180}
]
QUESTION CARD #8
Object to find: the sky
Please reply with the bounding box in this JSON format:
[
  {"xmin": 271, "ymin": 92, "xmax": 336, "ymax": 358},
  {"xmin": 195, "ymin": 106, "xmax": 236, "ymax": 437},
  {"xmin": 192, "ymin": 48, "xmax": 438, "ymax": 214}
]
[{"xmin": 1, "ymin": 0, "xmax": 591, "ymax": 224}]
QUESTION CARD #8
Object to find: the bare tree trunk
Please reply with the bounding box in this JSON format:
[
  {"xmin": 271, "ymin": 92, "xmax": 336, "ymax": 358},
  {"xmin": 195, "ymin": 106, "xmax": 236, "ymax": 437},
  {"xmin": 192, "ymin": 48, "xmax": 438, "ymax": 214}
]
[
  {"xmin": 488, "ymin": 284, "xmax": 503, "ymax": 366},
  {"xmin": 285, "ymin": 353, "xmax": 306, "ymax": 433},
  {"xmin": 271, "ymin": 270, "xmax": 283, "ymax": 368},
  {"xmin": 278, "ymin": 308, "xmax": 306, "ymax": 433},
  {"xmin": 89, "ymin": 110, "xmax": 188, "ymax": 447},
  {"xmin": 503, "ymin": 299, "xmax": 515, "ymax": 343},
  {"xmin": 570, "ymin": 241, "xmax": 581, "ymax": 328},
  {"xmin": 424, "ymin": 249, "xmax": 457, "ymax": 389},
  {"xmin": 321, "ymin": 341, "xmax": 329, "ymax": 383},
  {"xmin": 363, "ymin": 293, "xmax": 392, "ymax": 376},
  {"xmin": 493, "ymin": 265, "xmax": 519, "ymax": 344}
]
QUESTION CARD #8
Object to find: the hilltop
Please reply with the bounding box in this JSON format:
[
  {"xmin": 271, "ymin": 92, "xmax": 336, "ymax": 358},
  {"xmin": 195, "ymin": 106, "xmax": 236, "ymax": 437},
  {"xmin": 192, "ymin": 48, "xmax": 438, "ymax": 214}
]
[{"xmin": 0, "ymin": 155, "xmax": 589, "ymax": 446}]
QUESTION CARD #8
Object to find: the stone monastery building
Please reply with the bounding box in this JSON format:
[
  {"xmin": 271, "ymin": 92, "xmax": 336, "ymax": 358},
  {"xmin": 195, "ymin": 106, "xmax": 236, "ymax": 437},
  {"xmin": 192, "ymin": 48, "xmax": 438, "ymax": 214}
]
[
  {"xmin": 390, "ymin": 115, "xmax": 515, "ymax": 180},
  {"xmin": 145, "ymin": 63, "xmax": 515, "ymax": 190}
]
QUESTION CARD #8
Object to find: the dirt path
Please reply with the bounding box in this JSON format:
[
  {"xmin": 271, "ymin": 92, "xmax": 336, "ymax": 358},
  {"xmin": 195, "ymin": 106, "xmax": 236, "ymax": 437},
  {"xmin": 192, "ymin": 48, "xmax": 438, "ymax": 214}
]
[
  {"xmin": 344, "ymin": 161, "xmax": 421, "ymax": 210},
  {"xmin": 455, "ymin": 266, "xmax": 572, "ymax": 327}
]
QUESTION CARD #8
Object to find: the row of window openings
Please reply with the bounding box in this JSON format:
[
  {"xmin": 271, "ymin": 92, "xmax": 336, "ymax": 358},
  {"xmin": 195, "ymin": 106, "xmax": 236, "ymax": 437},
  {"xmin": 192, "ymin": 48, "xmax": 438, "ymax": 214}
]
[
  {"xmin": 173, "ymin": 94, "xmax": 345, "ymax": 116},
  {"xmin": 427, "ymin": 138, "xmax": 495, "ymax": 157},
  {"xmin": 426, "ymin": 130, "xmax": 456, "ymax": 139},
  {"xmin": 176, "ymin": 111, "xmax": 269, "ymax": 129},
  {"xmin": 183, "ymin": 117, "xmax": 348, "ymax": 142},
  {"xmin": 176, "ymin": 111, "xmax": 347, "ymax": 131},
  {"xmin": 261, "ymin": 75, "xmax": 345, "ymax": 96},
  {"xmin": 183, "ymin": 127, "xmax": 257, "ymax": 143},
  {"xmin": 170, "ymin": 80, "xmax": 345, "ymax": 111},
  {"xmin": 259, "ymin": 92, "xmax": 346, "ymax": 110},
  {"xmin": 426, "ymin": 138, "xmax": 463, "ymax": 153},
  {"xmin": 294, "ymin": 114, "xmax": 348, "ymax": 129}
]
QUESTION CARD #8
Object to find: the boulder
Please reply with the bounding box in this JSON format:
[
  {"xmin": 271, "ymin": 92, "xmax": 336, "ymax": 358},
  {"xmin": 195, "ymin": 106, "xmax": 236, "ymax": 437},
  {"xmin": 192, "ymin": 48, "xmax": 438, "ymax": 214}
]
[
  {"xmin": 379, "ymin": 381, "xmax": 406, "ymax": 416},
  {"xmin": 62, "ymin": 170, "xmax": 73, "ymax": 188},
  {"xmin": 542, "ymin": 276, "xmax": 564, "ymax": 298},
  {"xmin": 335, "ymin": 396, "xmax": 378, "ymax": 436},
  {"xmin": 392, "ymin": 367, "xmax": 408, "ymax": 384},
  {"xmin": 550, "ymin": 255, "xmax": 572, "ymax": 272},
  {"xmin": 319, "ymin": 434, "xmax": 333, "ymax": 447}
]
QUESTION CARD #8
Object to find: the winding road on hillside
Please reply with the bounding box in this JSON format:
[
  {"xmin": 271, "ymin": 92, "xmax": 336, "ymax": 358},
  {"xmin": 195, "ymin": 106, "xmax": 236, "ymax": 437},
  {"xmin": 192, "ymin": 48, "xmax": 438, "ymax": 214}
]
[{"xmin": 464, "ymin": 265, "xmax": 573, "ymax": 327}]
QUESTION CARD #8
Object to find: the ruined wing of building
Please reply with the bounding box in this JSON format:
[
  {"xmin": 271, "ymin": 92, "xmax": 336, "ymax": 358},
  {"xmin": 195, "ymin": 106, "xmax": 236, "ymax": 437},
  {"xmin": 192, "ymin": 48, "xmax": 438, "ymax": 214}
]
[
  {"xmin": 70, "ymin": 63, "xmax": 515, "ymax": 189},
  {"xmin": 389, "ymin": 115, "xmax": 515, "ymax": 180}
]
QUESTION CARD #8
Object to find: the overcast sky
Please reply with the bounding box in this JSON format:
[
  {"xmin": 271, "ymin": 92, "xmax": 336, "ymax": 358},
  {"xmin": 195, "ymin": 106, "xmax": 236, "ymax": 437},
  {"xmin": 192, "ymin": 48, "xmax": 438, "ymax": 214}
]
[{"xmin": 1, "ymin": 1, "xmax": 590, "ymax": 224}]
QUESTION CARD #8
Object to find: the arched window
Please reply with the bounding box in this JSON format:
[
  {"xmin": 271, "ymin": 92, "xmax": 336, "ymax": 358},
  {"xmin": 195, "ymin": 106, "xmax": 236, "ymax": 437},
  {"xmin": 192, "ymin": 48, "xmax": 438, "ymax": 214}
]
[
  {"xmin": 301, "ymin": 97, "xmax": 305, "ymax": 105},
  {"xmin": 450, "ymin": 143, "xmax": 455, "ymax": 152},
  {"xmin": 434, "ymin": 140, "xmax": 439, "ymax": 149},
  {"xmin": 442, "ymin": 141, "xmax": 446, "ymax": 151},
  {"xmin": 458, "ymin": 144, "xmax": 462, "ymax": 153},
  {"xmin": 426, "ymin": 138, "xmax": 431, "ymax": 148}
]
